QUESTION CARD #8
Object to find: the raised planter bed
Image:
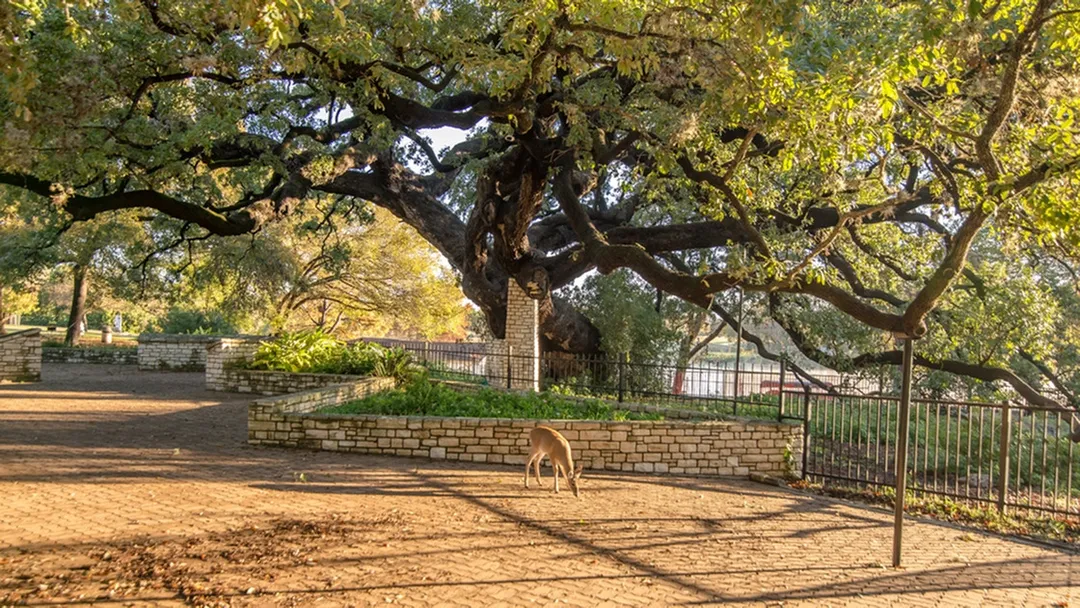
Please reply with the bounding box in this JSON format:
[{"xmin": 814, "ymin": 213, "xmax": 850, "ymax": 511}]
[{"xmin": 248, "ymin": 378, "xmax": 804, "ymax": 479}]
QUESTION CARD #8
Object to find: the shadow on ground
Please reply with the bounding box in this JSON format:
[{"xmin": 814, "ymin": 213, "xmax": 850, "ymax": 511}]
[{"xmin": 1, "ymin": 364, "xmax": 1076, "ymax": 606}]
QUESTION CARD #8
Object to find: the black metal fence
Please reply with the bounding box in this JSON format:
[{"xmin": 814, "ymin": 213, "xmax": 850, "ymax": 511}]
[
  {"xmin": 537, "ymin": 351, "xmax": 814, "ymax": 418},
  {"xmin": 366, "ymin": 338, "xmax": 881, "ymax": 417},
  {"xmin": 790, "ymin": 391, "xmax": 1080, "ymax": 521}
]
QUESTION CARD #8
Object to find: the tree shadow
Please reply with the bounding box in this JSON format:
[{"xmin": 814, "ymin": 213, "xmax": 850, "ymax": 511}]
[{"xmin": 3, "ymin": 364, "xmax": 1077, "ymax": 605}]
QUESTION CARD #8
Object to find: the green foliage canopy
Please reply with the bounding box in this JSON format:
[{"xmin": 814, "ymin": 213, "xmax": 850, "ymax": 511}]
[{"xmin": 1, "ymin": 0, "xmax": 1079, "ymax": 417}]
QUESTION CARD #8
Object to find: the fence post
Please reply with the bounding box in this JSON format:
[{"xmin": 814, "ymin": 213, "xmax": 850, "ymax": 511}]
[
  {"xmin": 777, "ymin": 358, "xmax": 787, "ymax": 422},
  {"xmin": 997, "ymin": 402, "xmax": 1011, "ymax": 515},
  {"xmin": 801, "ymin": 388, "xmax": 811, "ymax": 480},
  {"xmin": 733, "ymin": 291, "xmax": 744, "ymax": 416},
  {"xmin": 423, "ymin": 341, "xmax": 431, "ymax": 365},
  {"xmin": 617, "ymin": 352, "xmax": 627, "ymax": 403},
  {"xmin": 506, "ymin": 344, "xmax": 513, "ymax": 390},
  {"xmin": 892, "ymin": 338, "xmax": 914, "ymax": 569}
]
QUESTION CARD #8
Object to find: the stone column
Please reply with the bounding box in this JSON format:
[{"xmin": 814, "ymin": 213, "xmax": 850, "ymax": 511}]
[
  {"xmin": 505, "ymin": 281, "xmax": 539, "ymax": 391},
  {"xmin": 205, "ymin": 337, "xmax": 262, "ymax": 391},
  {"xmin": 0, "ymin": 328, "xmax": 42, "ymax": 382},
  {"xmin": 483, "ymin": 339, "xmax": 508, "ymax": 389}
]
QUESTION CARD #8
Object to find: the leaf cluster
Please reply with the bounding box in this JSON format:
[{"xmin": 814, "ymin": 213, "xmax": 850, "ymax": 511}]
[{"xmin": 244, "ymin": 329, "xmax": 416, "ymax": 381}]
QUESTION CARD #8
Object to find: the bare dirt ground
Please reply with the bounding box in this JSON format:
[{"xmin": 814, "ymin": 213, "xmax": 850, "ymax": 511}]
[{"xmin": 1, "ymin": 364, "xmax": 1077, "ymax": 607}]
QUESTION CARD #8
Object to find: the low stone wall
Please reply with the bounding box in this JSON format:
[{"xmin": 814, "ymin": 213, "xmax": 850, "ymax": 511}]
[
  {"xmin": 140, "ymin": 334, "xmax": 269, "ymax": 371},
  {"xmin": 216, "ymin": 368, "xmax": 365, "ymax": 396},
  {"xmin": 248, "ymin": 377, "xmax": 397, "ymax": 443},
  {"xmin": 137, "ymin": 334, "xmax": 218, "ymax": 371},
  {"xmin": 0, "ymin": 328, "xmax": 42, "ymax": 382},
  {"xmin": 43, "ymin": 346, "xmax": 137, "ymax": 365},
  {"xmin": 205, "ymin": 337, "xmax": 264, "ymax": 391},
  {"xmin": 248, "ymin": 381, "xmax": 803, "ymax": 479}
]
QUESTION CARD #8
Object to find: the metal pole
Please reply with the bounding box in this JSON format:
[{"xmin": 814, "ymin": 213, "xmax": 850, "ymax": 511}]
[
  {"xmin": 506, "ymin": 344, "xmax": 513, "ymax": 390},
  {"xmin": 892, "ymin": 338, "xmax": 914, "ymax": 568},
  {"xmin": 802, "ymin": 388, "xmax": 812, "ymax": 480},
  {"xmin": 997, "ymin": 402, "xmax": 1011, "ymax": 514},
  {"xmin": 618, "ymin": 352, "xmax": 627, "ymax": 403},
  {"xmin": 778, "ymin": 358, "xmax": 787, "ymax": 422},
  {"xmin": 733, "ymin": 288, "xmax": 744, "ymax": 415}
]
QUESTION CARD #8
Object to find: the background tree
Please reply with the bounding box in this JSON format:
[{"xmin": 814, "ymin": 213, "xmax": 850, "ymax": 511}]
[
  {"xmin": 0, "ymin": 188, "xmax": 56, "ymax": 334},
  {"xmin": 171, "ymin": 201, "xmax": 468, "ymax": 338},
  {"xmin": 1, "ymin": 0, "xmax": 1079, "ymax": 427},
  {"xmin": 44, "ymin": 213, "xmax": 149, "ymax": 345},
  {"xmin": 567, "ymin": 269, "xmax": 680, "ymax": 362},
  {"xmin": 0, "ymin": 286, "xmax": 35, "ymax": 334}
]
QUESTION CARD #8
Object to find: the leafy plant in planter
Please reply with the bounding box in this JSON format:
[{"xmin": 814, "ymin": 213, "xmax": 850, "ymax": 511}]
[
  {"xmin": 370, "ymin": 348, "xmax": 414, "ymax": 380},
  {"xmin": 246, "ymin": 330, "xmax": 417, "ymax": 382},
  {"xmin": 249, "ymin": 330, "xmax": 344, "ymax": 373}
]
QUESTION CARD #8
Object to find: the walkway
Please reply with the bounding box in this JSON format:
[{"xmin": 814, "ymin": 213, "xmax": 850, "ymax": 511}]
[{"xmin": 0, "ymin": 364, "xmax": 1076, "ymax": 606}]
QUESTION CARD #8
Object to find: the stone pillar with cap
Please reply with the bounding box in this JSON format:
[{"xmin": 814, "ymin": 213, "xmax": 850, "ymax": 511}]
[{"xmin": 504, "ymin": 281, "xmax": 539, "ymax": 391}]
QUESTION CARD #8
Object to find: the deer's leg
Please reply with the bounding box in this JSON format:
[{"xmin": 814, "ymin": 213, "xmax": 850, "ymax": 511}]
[
  {"xmin": 524, "ymin": 453, "xmax": 534, "ymax": 488},
  {"xmin": 534, "ymin": 454, "xmax": 544, "ymax": 487},
  {"xmin": 553, "ymin": 463, "xmax": 561, "ymax": 493}
]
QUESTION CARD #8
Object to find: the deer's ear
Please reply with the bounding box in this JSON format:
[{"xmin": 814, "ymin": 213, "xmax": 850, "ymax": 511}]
[{"xmin": 574, "ymin": 463, "xmax": 584, "ymax": 478}]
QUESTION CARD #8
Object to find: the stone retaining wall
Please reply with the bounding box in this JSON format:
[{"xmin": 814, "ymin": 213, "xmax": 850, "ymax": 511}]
[
  {"xmin": 248, "ymin": 377, "xmax": 397, "ymax": 442},
  {"xmin": 0, "ymin": 329, "xmax": 42, "ymax": 382},
  {"xmin": 215, "ymin": 368, "xmax": 365, "ymax": 396},
  {"xmin": 137, "ymin": 334, "xmax": 219, "ymax": 371},
  {"xmin": 248, "ymin": 380, "xmax": 803, "ymax": 478},
  {"xmin": 43, "ymin": 346, "xmax": 137, "ymax": 365},
  {"xmin": 205, "ymin": 337, "xmax": 264, "ymax": 391}
]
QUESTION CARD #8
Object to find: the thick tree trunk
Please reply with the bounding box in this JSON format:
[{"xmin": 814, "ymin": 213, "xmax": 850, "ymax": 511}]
[
  {"xmin": 0, "ymin": 288, "xmax": 6, "ymax": 335},
  {"xmin": 672, "ymin": 310, "xmax": 706, "ymax": 395},
  {"xmin": 65, "ymin": 265, "xmax": 89, "ymax": 347}
]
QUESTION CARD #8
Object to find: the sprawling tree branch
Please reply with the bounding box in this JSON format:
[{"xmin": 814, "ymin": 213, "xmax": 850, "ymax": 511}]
[
  {"xmin": 708, "ymin": 301, "xmax": 836, "ymax": 393},
  {"xmin": 3, "ymin": 0, "xmax": 1078, "ymax": 419}
]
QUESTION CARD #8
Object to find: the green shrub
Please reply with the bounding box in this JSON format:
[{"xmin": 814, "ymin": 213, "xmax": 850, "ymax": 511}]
[
  {"xmin": 249, "ymin": 330, "xmax": 344, "ymax": 373},
  {"xmin": 244, "ymin": 330, "xmax": 417, "ymax": 382},
  {"xmin": 20, "ymin": 306, "xmax": 68, "ymax": 327},
  {"xmin": 371, "ymin": 347, "xmax": 414, "ymax": 379},
  {"xmin": 321, "ymin": 379, "xmax": 664, "ymax": 421}
]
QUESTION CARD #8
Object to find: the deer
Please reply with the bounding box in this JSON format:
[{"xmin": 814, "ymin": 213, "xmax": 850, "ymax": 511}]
[{"xmin": 524, "ymin": 426, "xmax": 584, "ymax": 497}]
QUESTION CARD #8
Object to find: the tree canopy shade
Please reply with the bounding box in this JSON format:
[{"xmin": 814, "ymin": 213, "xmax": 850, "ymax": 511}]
[{"xmin": 2, "ymin": 0, "xmax": 1080, "ymax": 421}]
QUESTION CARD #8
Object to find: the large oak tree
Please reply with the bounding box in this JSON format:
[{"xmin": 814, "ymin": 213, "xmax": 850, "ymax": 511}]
[{"xmin": 2, "ymin": 0, "xmax": 1080, "ymax": 425}]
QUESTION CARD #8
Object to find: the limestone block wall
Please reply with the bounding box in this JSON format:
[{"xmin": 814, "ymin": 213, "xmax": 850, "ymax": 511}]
[
  {"xmin": 216, "ymin": 368, "xmax": 367, "ymax": 396},
  {"xmin": 248, "ymin": 383, "xmax": 803, "ymax": 478},
  {"xmin": 0, "ymin": 328, "xmax": 42, "ymax": 382},
  {"xmin": 205, "ymin": 337, "xmax": 264, "ymax": 391},
  {"xmin": 247, "ymin": 377, "xmax": 397, "ymax": 444},
  {"xmin": 43, "ymin": 346, "xmax": 137, "ymax": 365},
  {"xmin": 137, "ymin": 334, "xmax": 223, "ymax": 371}
]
